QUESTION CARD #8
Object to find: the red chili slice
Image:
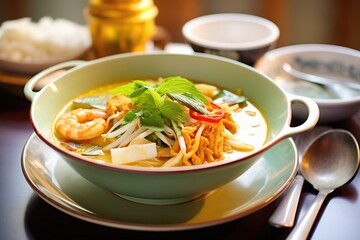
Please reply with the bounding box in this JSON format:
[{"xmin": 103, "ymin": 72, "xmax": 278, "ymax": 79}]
[{"xmin": 189, "ymin": 102, "xmax": 225, "ymax": 123}]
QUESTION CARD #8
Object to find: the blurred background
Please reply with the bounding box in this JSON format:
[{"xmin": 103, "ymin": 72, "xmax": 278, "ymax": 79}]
[{"xmin": 1, "ymin": 0, "xmax": 359, "ymax": 51}]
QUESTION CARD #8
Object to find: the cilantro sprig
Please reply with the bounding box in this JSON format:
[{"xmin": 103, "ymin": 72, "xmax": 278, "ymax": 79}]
[{"xmin": 110, "ymin": 77, "xmax": 208, "ymax": 131}]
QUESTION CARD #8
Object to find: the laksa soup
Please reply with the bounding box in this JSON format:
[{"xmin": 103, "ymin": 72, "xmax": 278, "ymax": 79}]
[{"xmin": 53, "ymin": 76, "xmax": 268, "ymax": 168}]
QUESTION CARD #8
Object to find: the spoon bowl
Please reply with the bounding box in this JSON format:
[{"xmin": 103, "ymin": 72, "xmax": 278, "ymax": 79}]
[
  {"xmin": 301, "ymin": 130, "xmax": 359, "ymax": 191},
  {"xmin": 287, "ymin": 129, "xmax": 359, "ymax": 240}
]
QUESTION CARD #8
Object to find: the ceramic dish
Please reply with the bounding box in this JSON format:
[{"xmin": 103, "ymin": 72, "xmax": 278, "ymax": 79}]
[
  {"xmin": 0, "ymin": 49, "xmax": 88, "ymax": 96},
  {"xmin": 22, "ymin": 133, "xmax": 297, "ymax": 231},
  {"xmin": 24, "ymin": 53, "xmax": 318, "ymax": 204},
  {"xmin": 182, "ymin": 13, "xmax": 279, "ymax": 66},
  {"xmin": 255, "ymin": 44, "xmax": 360, "ymax": 123}
]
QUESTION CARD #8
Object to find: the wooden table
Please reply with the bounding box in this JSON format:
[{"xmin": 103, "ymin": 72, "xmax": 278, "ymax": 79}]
[{"xmin": 1, "ymin": 87, "xmax": 360, "ymax": 240}]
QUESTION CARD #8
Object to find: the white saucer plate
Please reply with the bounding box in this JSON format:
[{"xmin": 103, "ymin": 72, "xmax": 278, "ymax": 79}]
[{"xmin": 21, "ymin": 133, "xmax": 297, "ymax": 231}]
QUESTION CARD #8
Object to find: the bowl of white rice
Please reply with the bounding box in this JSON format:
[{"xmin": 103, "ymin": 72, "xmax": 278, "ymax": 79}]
[{"xmin": 0, "ymin": 17, "xmax": 91, "ymax": 74}]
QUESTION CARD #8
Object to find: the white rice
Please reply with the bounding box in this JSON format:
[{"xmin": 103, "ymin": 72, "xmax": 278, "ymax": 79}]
[{"xmin": 0, "ymin": 17, "xmax": 91, "ymax": 63}]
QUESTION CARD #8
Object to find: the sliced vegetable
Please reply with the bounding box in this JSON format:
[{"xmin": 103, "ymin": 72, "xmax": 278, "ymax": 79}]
[
  {"xmin": 110, "ymin": 143, "xmax": 157, "ymax": 164},
  {"xmin": 189, "ymin": 102, "xmax": 225, "ymax": 123}
]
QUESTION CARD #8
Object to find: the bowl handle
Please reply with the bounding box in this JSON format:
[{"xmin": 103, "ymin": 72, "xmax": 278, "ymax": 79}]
[
  {"xmin": 24, "ymin": 60, "xmax": 86, "ymax": 101},
  {"xmin": 280, "ymin": 94, "xmax": 320, "ymax": 138}
]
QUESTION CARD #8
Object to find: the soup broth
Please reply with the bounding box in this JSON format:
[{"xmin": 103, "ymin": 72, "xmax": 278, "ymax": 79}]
[{"xmin": 53, "ymin": 77, "xmax": 268, "ymax": 167}]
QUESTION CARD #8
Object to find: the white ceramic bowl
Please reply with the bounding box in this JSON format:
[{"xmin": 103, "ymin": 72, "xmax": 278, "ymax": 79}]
[
  {"xmin": 182, "ymin": 13, "xmax": 279, "ymax": 66},
  {"xmin": 0, "ymin": 48, "xmax": 89, "ymax": 74},
  {"xmin": 0, "ymin": 17, "xmax": 91, "ymax": 74},
  {"xmin": 255, "ymin": 44, "xmax": 360, "ymax": 123}
]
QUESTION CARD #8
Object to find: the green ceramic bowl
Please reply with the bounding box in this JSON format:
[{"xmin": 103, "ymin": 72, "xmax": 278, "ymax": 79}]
[{"xmin": 24, "ymin": 53, "xmax": 319, "ymax": 205}]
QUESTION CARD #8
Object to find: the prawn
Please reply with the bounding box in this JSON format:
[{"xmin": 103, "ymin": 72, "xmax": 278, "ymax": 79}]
[{"xmin": 55, "ymin": 108, "xmax": 108, "ymax": 140}]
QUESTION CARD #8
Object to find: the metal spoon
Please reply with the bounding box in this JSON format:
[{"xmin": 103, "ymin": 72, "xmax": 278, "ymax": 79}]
[
  {"xmin": 282, "ymin": 63, "xmax": 360, "ymax": 91},
  {"xmin": 269, "ymin": 126, "xmax": 331, "ymax": 228},
  {"xmin": 286, "ymin": 129, "xmax": 360, "ymax": 240}
]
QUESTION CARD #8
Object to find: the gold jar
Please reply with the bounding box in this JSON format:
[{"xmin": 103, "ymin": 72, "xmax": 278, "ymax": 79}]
[{"xmin": 86, "ymin": 0, "xmax": 158, "ymax": 57}]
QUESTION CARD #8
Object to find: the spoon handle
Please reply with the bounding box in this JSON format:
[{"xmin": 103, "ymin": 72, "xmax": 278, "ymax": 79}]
[
  {"xmin": 269, "ymin": 175, "xmax": 304, "ymax": 227},
  {"xmin": 286, "ymin": 190, "xmax": 330, "ymax": 240}
]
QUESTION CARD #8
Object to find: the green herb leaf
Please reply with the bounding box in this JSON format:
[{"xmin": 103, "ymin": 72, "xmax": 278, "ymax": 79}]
[
  {"xmin": 122, "ymin": 110, "xmax": 140, "ymax": 126},
  {"xmin": 213, "ymin": 90, "xmax": 246, "ymax": 105},
  {"xmin": 130, "ymin": 86, "xmax": 148, "ymax": 98},
  {"xmin": 167, "ymin": 92, "xmax": 207, "ymax": 114},
  {"xmin": 72, "ymin": 95, "xmax": 110, "ymax": 111},
  {"xmin": 171, "ymin": 120, "xmax": 182, "ymax": 137},
  {"xmin": 110, "ymin": 80, "xmax": 152, "ymax": 95},
  {"xmin": 60, "ymin": 141, "xmax": 84, "ymax": 151},
  {"xmin": 135, "ymin": 89, "xmax": 163, "ymax": 108},
  {"xmin": 130, "ymin": 81, "xmax": 155, "ymax": 97},
  {"xmin": 108, "ymin": 76, "xmax": 209, "ymax": 131},
  {"xmin": 160, "ymin": 100, "xmax": 187, "ymax": 123},
  {"xmin": 109, "ymin": 82, "xmax": 136, "ymax": 96},
  {"xmin": 145, "ymin": 133, "xmax": 166, "ymax": 147},
  {"xmin": 140, "ymin": 110, "xmax": 164, "ymax": 131},
  {"xmin": 157, "ymin": 76, "xmax": 208, "ymax": 103},
  {"xmin": 82, "ymin": 145, "xmax": 104, "ymax": 156}
]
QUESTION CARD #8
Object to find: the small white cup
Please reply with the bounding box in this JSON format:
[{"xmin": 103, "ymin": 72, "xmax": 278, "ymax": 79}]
[{"xmin": 182, "ymin": 13, "xmax": 280, "ymax": 66}]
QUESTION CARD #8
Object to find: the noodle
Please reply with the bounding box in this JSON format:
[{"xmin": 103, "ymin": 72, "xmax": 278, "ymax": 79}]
[
  {"xmin": 54, "ymin": 77, "xmax": 268, "ymax": 168},
  {"xmin": 179, "ymin": 120, "xmax": 228, "ymax": 165},
  {"xmin": 183, "ymin": 123, "xmax": 206, "ymax": 165},
  {"xmin": 162, "ymin": 136, "xmax": 186, "ymax": 167}
]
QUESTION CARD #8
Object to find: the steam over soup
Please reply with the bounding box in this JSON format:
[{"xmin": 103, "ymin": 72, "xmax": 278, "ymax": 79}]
[{"xmin": 54, "ymin": 77, "xmax": 268, "ymax": 167}]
